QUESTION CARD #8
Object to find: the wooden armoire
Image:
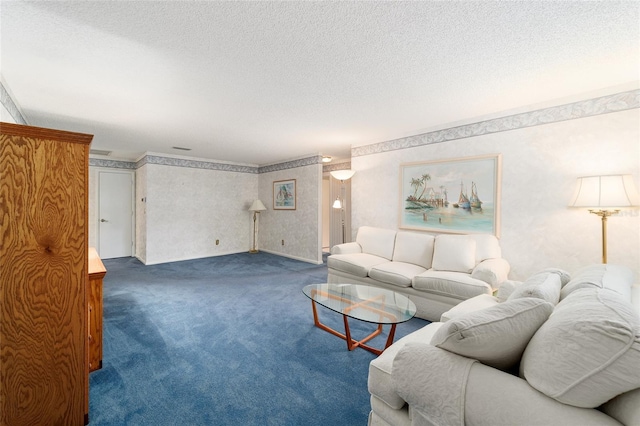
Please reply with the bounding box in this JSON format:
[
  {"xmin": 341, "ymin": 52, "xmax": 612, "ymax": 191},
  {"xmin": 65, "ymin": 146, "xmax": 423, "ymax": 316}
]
[{"xmin": 1, "ymin": 122, "xmax": 93, "ymax": 425}]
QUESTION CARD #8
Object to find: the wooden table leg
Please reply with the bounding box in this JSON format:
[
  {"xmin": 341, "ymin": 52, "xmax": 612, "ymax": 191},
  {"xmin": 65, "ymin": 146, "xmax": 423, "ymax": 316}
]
[{"xmin": 310, "ymin": 299, "xmax": 398, "ymax": 355}]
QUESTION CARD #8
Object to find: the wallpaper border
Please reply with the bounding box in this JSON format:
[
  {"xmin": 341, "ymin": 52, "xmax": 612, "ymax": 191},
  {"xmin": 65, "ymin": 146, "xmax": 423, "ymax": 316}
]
[
  {"xmin": 258, "ymin": 155, "xmax": 322, "ymax": 173},
  {"xmin": 90, "ymin": 154, "xmax": 324, "ymax": 173},
  {"xmin": 89, "ymin": 158, "xmax": 136, "ymax": 169},
  {"xmin": 323, "ymin": 161, "xmax": 351, "ymax": 173},
  {"xmin": 351, "ymin": 89, "xmax": 640, "ymax": 157},
  {"xmin": 138, "ymin": 155, "xmax": 259, "ymax": 173}
]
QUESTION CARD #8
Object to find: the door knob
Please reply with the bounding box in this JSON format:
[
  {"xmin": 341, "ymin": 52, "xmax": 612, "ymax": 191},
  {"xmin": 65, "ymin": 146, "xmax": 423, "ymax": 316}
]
[{"xmin": 100, "ymin": 219, "xmax": 108, "ymax": 222}]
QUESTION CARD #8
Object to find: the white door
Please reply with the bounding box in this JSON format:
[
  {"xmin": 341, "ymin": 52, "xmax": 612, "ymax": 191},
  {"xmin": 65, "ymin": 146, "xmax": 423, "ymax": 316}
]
[{"xmin": 99, "ymin": 171, "xmax": 134, "ymax": 259}]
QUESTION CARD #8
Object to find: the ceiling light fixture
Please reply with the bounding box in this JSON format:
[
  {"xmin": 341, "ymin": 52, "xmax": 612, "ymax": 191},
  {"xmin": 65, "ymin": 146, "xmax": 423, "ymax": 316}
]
[{"xmin": 322, "ymin": 156, "xmax": 332, "ymax": 163}]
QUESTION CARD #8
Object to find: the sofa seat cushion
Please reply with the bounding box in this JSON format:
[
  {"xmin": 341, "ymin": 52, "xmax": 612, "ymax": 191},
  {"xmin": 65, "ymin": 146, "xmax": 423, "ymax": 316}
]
[
  {"xmin": 368, "ymin": 322, "xmax": 443, "ymax": 410},
  {"xmin": 327, "ymin": 253, "xmax": 389, "ymax": 278},
  {"xmin": 369, "ymin": 262, "xmax": 427, "ymax": 288},
  {"xmin": 521, "ymin": 288, "xmax": 640, "ymax": 408},
  {"xmin": 431, "ymin": 298, "xmax": 554, "ymax": 370},
  {"xmin": 412, "ymin": 271, "xmax": 492, "ymax": 300}
]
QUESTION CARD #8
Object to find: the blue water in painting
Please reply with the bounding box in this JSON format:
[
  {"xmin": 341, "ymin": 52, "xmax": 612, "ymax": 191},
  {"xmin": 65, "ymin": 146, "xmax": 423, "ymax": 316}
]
[{"xmin": 403, "ymin": 204, "xmax": 495, "ymax": 234}]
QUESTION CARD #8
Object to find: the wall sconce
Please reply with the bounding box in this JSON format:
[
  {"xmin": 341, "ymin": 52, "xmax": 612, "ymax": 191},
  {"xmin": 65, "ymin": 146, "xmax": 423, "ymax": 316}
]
[
  {"xmin": 330, "ymin": 170, "xmax": 356, "ymax": 244},
  {"xmin": 248, "ymin": 199, "xmax": 267, "ymax": 253},
  {"xmin": 569, "ymin": 174, "xmax": 639, "ymax": 263}
]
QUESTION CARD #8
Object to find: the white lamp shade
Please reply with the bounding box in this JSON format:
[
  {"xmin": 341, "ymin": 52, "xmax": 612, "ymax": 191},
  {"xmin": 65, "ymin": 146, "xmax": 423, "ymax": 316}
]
[
  {"xmin": 332, "ymin": 198, "xmax": 342, "ymax": 209},
  {"xmin": 249, "ymin": 199, "xmax": 267, "ymax": 211},
  {"xmin": 569, "ymin": 175, "xmax": 639, "ymax": 208},
  {"xmin": 330, "ymin": 170, "xmax": 356, "ymax": 181}
]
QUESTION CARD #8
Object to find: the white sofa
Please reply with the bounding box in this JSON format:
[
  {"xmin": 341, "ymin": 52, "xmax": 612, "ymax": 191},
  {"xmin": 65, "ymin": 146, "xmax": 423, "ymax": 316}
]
[
  {"xmin": 368, "ymin": 264, "xmax": 640, "ymax": 426},
  {"xmin": 328, "ymin": 226, "xmax": 510, "ymax": 321}
]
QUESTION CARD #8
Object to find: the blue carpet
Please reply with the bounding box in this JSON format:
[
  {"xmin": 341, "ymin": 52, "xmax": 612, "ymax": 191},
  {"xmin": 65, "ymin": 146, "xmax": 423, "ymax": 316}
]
[{"xmin": 89, "ymin": 252, "xmax": 429, "ymax": 425}]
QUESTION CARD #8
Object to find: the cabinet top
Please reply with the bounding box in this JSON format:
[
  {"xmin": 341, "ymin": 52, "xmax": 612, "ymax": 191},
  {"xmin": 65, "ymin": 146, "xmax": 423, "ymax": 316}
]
[
  {"xmin": 89, "ymin": 247, "xmax": 107, "ymax": 277},
  {"xmin": 1, "ymin": 122, "xmax": 93, "ymax": 145}
]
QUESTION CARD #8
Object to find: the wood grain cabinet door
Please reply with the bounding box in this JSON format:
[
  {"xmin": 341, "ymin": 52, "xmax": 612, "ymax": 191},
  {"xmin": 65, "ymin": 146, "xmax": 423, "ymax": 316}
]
[{"xmin": 1, "ymin": 123, "xmax": 92, "ymax": 425}]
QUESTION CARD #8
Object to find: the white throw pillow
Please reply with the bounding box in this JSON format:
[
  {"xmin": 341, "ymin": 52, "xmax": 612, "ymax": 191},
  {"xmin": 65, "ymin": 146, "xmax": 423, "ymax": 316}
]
[
  {"xmin": 521, "ymin": 288, "xmax": 640, "ymax": 408},
  {"xmin": 496, "ymin": 280, "xmax": 522, "ymax": 302},
  {"xmin": 430, "ymin": 298, "xmax": 553, "ymax": 370},
  {"xmin": 431, "ymin": 235, "xmax": 476, "ymax": 273},
  {"xmin": 508, "ymin": 272, "xmax": 561, "ymax": 305}
]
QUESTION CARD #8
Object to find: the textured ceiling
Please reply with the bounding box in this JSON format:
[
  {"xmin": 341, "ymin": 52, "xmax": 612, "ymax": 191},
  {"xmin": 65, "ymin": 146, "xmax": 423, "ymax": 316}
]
[{"xmin": 1, "ymin": 1, "xmax": 638, "ymax": 165}]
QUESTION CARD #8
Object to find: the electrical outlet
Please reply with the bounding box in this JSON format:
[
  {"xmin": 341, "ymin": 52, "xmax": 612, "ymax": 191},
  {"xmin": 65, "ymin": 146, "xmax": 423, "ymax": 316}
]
[
  {"xmin": 281, "ymin": 240, "xmax": 285, "ymax": 246},
  {"xmin": 216, "ymin": 239, "xmax": 220, "ymax": 245}
]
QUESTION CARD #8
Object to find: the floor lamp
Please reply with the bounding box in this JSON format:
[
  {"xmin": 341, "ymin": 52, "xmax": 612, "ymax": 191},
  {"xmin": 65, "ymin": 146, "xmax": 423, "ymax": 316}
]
[
  {"xmin": 330, "ymin": 170, "xmax": 356, "ymax": 244},
  {"xmin": 569, "ymin": 174, "xmax": 638, "ymax": 263},
  {"xmin": 249, "ymin": 199, "xmax": 266, "ymax": 253}
]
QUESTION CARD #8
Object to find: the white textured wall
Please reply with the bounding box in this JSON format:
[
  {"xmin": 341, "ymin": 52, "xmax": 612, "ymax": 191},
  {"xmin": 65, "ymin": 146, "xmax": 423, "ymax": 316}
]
[
  {"xmin": 259, "ymin": 163, "xmax": 323, "ymax": 264},
  {"xmin": 142, "ymin": 163, "xmax": 258, "ymax": 264},
  {"xmin": 352, "ymin": 109, "xmax": 640, "ymax": 281}
]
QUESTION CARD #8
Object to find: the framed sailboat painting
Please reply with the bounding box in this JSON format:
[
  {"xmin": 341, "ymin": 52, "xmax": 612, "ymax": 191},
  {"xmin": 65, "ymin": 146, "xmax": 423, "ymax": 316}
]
[
  {"xmin": 273, "ymin": 179, "xmax": 296, "ymax": 210},
  {"xmin": 399, "ymin": 154, "xmax": 502, "ymax": 236}
]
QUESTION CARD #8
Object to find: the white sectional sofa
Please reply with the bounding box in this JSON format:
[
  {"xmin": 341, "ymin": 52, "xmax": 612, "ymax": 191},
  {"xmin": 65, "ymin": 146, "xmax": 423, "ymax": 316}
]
[
  {"xmin": 328, "ymin": 226, "xmax": 510, "ymax": 321},
  {"xmin": 368, "ymin": 264, "xmax": 640, "ymax": 426}
]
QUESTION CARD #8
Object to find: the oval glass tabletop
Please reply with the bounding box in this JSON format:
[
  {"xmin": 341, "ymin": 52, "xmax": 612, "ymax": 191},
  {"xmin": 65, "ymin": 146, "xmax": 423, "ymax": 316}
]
[{"xmin": 302, "ymin": 283, "xmax": 416, "ymax": 325}]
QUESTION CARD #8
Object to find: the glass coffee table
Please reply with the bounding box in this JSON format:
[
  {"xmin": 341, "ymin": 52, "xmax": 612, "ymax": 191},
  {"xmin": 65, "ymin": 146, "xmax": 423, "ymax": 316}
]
[{"xmin": 302, "ymin": 283, "xmax": 416, "ymax": 355}]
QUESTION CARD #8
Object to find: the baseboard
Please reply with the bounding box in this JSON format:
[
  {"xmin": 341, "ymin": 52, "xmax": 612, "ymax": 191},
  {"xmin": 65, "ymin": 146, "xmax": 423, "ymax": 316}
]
[{"xmin": 260, "ymin": 249, "xmax": 323, "ymax": 265}]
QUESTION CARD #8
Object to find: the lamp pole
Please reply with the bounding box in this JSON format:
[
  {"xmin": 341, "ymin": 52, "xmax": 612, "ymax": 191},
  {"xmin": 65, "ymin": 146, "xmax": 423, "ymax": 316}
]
[
  {"xmin": 248, "ymin": 199, "xmax": 266, "ymax": 253},
  {"xmin": 250, "ymin": 210, "xmax": 259, "ymax": 253},
  {"xmin": 589, "ymin": 209, "xmax": 619, "ymax": 264}
]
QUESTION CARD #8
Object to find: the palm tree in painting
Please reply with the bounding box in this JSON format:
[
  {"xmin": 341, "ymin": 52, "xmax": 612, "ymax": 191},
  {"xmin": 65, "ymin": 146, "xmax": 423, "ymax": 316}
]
[
  {"xmin": 409, "ymin": 178, "xmax": 422, "ymax": 200},
  {"xmin": 417, "ymin": 173, "xmax": 431, "ymax": 200}
]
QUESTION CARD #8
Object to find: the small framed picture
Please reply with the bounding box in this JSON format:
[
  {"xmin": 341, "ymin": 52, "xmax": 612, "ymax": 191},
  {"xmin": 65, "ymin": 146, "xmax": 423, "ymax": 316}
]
[{"xmin": 273, "ymin": 179, "xmax": 296, "ymax": 210}]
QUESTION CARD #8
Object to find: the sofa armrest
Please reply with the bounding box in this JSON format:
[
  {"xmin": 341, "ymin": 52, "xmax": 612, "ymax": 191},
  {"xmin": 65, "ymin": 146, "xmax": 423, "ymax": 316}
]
[
  {"xmin": 464, "ymin": 362, "xmax": 622, "ymax": 425},
  {"xmin": 392, "ymin": 343, "xmax": 476, "ymax": 426},
  {"xmin": 471, "ymin": 258, "xmax": 510, "ymax": 288},
  {"xmin": 330, "ymin": 242, "xmax": 362, "ymax": 255},
  {"xmin": 392, "ymin": 343, "xmax": 620, "ymax": 426}
]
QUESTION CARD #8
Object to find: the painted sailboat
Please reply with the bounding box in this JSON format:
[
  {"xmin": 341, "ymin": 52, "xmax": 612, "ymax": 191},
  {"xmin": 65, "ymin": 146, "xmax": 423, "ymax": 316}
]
[
  {"xmin": 470, "ymin": 182, "xmax": 482, "ymax": 209},
  {"xmin": 453, "ymin": 182, "xmax": 470, "ymax": 209}
]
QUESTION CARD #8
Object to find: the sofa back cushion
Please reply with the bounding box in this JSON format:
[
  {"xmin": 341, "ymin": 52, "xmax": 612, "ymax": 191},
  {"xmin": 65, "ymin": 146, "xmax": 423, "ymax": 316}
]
[
  {"xmin": 432, "ymin": 235, "xmax": 476, "ymax": 273},
  {"xmin": 520, "ymin": 288, "xmax": 640, "ymax": 408},
  {"xmin": 392, "ymin": 232, "xmax": 435, "ymax": 269},
  {"xmin": 561, "ymin": 264, "xmax": 633, "ymax": 301},
  {"xmin": 355, "ymin": 226, "xmax": 397, "ymax": 260},
  {"xmin": 467, "ymin": 234, "xmax": 501, "ymax": 263}
]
